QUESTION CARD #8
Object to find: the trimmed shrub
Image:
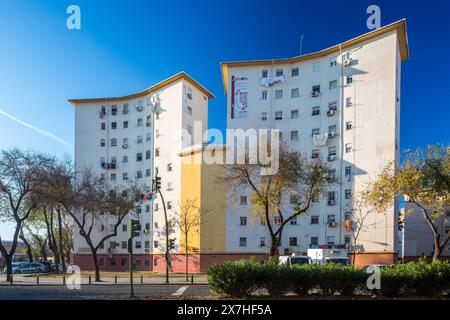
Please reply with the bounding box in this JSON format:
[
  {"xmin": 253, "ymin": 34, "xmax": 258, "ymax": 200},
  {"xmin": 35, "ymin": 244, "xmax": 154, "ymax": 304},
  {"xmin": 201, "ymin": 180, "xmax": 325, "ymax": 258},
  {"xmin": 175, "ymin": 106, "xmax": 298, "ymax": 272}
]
[
  {"xmin": 207, "ymin": 260, "xmax": 261, "ymax": 297},
  {"xmin": 260, "ymin": 264, "xmax": 292, "ymax": 297},
  {"xmin": 290, "ymin": 265, "xmax": 317, "ymax": 296}
]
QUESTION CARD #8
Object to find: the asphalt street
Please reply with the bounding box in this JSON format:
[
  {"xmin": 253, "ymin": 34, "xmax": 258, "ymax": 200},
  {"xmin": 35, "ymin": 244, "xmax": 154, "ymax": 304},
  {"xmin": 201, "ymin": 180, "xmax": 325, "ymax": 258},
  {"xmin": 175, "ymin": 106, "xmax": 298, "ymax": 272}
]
[{"xmin": 0, "ymin": 284, "xmax": 212, "ymax": 300}]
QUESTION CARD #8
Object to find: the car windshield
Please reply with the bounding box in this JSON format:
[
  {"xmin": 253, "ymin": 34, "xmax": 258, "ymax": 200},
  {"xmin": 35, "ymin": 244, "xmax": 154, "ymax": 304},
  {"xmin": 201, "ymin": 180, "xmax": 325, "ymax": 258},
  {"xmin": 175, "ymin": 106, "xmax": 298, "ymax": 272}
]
[
  {"xmin": 291, "ymin": 257, "xmax": 310, "ymax": 265},
  {"xmin": 327, "ymin": 259, "xmax": 349, "ymax": 265}
]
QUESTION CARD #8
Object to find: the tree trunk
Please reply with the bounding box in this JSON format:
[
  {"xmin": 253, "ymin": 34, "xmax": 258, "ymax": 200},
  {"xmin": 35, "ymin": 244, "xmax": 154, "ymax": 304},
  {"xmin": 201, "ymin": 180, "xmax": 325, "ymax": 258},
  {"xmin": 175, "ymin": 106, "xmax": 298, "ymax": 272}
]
[
  {"xmin": 185, "ymin": 236, "xmax": 189, "ymax": 282},
  {"xmin": 5, "ymin": 255, "xmax": 13, "ymax": 283},
  {"xmin": 57, "ymin": 209, "xmax": 66, "ymax": 272},
  {"xmin": 19, "ymin": 233, "xmax": 33, "ymax": 263},
  {"xmin": 91, "ymin": 249, "xmax": 101, "ymax": 282}
]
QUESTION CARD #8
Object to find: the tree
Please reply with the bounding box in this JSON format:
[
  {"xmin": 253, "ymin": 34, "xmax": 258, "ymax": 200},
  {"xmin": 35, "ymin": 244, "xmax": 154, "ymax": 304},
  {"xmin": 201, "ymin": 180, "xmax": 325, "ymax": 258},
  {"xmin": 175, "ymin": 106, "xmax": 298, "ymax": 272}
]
[
  {"xmin": 366, "ymin": 144, "xmax": 450, "ymax": 262},
  {"xmin": 173, "ymin": 199, "xmax": 209, "ymax": 281},
  {"xmin": 222, "ymin": 145, "xmax": 330, "ymax": 256},
  {"xmin": 38, "ymin": 163, "xmax": 145, "ymax": 282},
  {"xmin": 0, "ymin": 149, "xmax": 53, "ymax": 282},
  {"xmin": 345, "ymin": 193, "xmax": 376, "ymax": 266}
]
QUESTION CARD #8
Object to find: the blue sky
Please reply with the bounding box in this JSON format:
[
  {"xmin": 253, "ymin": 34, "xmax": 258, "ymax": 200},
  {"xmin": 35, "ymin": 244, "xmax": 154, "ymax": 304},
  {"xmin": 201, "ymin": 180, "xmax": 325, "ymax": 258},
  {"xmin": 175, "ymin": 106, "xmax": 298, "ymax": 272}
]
[{"xmin": 0, "ymin": 0, "xmax": 449, "ymax": 238}]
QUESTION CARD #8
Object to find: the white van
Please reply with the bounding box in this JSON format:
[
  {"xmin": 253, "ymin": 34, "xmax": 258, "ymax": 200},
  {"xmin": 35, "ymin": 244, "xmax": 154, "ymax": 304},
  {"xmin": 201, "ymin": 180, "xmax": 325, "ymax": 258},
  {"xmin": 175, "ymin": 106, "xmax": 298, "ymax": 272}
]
[{"xmin": 278, "ymin": 254, "xmax": 312, "ymax": 266}]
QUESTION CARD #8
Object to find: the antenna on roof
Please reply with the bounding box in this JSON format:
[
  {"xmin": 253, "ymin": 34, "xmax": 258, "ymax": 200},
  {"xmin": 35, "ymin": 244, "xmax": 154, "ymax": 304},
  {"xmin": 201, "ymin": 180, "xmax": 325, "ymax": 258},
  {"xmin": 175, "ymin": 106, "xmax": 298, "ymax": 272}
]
[{"xmin": 300, "ymin": 33, "xmax": 304, "ymax": 56}]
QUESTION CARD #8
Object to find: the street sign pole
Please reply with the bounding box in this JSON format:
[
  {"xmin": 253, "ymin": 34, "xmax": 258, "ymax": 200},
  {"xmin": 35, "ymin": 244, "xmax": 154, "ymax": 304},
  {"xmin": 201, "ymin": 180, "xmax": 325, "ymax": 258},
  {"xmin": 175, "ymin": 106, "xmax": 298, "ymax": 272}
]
[{"xmin": 129, "ymin": 237, "xmax": 134, "ymax": 298}]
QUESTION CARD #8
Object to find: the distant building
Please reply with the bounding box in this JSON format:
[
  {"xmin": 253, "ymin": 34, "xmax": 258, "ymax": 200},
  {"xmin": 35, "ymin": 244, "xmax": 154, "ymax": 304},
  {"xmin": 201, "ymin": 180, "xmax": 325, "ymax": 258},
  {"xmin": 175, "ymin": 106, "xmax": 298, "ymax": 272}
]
[{"xmin": 0, "ymin": 240, "xmax": 27, "ymax": 266}]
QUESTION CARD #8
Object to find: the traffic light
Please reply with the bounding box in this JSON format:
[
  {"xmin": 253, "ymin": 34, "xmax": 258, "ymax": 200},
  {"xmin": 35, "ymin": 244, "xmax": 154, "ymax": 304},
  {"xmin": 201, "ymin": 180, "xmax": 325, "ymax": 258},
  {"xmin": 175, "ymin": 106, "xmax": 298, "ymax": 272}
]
[
  {"xmin": 129, "ymin": 219, "xmax": 141, "ymax": 239},
  {"xmin": 153, "ymin": 176, "xmax": 161, "ymax": 192},
  {"xmin": 169, "ymin": 238, "xmax": 176, "ymax": 251}
]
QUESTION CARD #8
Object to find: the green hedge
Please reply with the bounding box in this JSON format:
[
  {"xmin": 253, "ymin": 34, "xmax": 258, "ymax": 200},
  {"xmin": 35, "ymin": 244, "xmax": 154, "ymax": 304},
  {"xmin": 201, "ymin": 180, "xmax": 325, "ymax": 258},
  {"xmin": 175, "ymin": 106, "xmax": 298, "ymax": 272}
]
[{"xmin": 207, "ymin": 259, "xmax": 450, "ymax": 298}]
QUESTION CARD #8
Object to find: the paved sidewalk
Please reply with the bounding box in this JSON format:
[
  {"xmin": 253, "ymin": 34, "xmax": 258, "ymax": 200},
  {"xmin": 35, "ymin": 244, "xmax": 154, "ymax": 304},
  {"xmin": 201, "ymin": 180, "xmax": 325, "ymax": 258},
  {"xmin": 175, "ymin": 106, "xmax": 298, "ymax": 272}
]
[{"xmin": 0, "ymin": 274, "xmax": 208, "ymax": 286}]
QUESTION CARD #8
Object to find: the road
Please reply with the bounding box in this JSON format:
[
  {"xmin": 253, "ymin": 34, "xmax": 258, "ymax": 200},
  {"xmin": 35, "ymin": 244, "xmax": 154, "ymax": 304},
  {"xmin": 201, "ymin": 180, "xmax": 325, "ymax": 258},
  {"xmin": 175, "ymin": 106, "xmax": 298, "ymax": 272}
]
[{"xmin": 0, "ymin": 284, "xmax": 212, "ymax": 300}]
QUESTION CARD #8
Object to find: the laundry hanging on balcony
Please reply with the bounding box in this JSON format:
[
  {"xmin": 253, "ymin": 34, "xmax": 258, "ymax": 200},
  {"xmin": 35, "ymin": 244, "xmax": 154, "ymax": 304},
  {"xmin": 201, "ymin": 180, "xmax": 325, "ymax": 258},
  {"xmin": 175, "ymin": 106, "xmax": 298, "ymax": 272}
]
[
  {"xmin": 260, "ymin": 75, "xmax": 285, "ymax": 87},
  {"xmin": 99, "ymin": 111, "xmax": 106, "ymax": 119},
  {"xmin": 313, "ymin": 134, "xmax": 328, "ymax": 147}
]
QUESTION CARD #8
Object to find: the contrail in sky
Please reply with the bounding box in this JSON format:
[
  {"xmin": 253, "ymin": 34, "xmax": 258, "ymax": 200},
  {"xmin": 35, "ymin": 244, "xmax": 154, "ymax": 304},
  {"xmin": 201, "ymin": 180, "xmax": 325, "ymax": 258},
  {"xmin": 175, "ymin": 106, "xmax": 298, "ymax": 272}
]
[{"xmin": 0, "ymin": 109, "xmax": 73, "ymax": 147}]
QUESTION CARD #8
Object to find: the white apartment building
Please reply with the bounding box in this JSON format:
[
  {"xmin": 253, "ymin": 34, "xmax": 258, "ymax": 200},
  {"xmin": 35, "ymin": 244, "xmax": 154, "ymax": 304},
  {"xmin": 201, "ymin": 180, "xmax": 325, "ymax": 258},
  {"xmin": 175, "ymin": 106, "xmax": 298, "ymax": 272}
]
[
  {"xmin": 69, "ymin": 72, "xmax": 213, "ymax": 271},
  {"xmin": 221, "ymin": 20, "xmax": 409, "ymax": 266}
]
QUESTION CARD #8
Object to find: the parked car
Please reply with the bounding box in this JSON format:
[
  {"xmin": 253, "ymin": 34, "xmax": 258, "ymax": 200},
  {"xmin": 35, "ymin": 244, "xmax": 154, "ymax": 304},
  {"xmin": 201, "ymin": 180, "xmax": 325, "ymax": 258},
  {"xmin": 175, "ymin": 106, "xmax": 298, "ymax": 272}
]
[
  {"xmin": 325, "ymin": 257, "xmax": 350, "ymax": 265},
  {"xmin": 279, "ymin": 255, "xmax": 313, "ymax": 266},
  {"xmin": 2, "ymin": 262, "xmax": 27, "ymax": 274},
  {"xmin": 38, "ymin": 261, "xmax": 55, "ymax": 272},
  {"xmin": 361, "ymin": 264, "xmax": 391, "ymax": 273},
  {"xmin": 11, "ymin": 262, "xmax": 48, "ymax": 274}
]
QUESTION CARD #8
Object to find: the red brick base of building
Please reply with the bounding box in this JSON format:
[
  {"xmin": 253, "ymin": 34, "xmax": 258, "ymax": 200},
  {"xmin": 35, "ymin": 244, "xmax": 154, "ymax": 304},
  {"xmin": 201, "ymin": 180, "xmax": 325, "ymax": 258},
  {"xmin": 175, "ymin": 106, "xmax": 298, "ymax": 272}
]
[{"xmin": 73, "ymin": 253, "xmax": 268, "ymax": 273}]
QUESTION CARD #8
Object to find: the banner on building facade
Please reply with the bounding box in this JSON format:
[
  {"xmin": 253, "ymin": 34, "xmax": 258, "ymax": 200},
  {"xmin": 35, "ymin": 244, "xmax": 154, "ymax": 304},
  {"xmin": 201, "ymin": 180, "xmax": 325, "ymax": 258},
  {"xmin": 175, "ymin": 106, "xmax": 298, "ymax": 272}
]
[{"xmin": 231, "ymin": 76, "xmax": 248, "ymax": 119}]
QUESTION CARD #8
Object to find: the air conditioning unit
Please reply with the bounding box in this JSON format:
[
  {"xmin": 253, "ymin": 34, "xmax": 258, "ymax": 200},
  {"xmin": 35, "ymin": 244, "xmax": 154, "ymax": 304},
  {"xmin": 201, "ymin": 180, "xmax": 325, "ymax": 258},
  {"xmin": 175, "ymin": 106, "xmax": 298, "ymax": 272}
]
[
  {"xmin": 328, "ymin": 132, "xmax": 337, "ymax": 138},
  {"xmin": 327, "ymin": 155, "xmax": 336, "ymax": 162},
  {"xmin": 136, "ymin": 106, "xmax": 143, "ymax": 112},
  {"xmin": 312, "ymin": 110, "xmax": 320, "ymax": 116},
  {"xmin": 327, "ymin": 109, "xmax": 335, "ymax": 117},
  {"xmin": 328, "ymin": 222, "xmax": 337, "ymax": 228},
  {"xmin": 327, "ymin": 200, "xmax": 336, "ymax": 206},
  {"xmin": 343, "ymin": 59, "xmax": 352, "ymax": 67},
  {"xmin": 311, "ymin": 91, "xmax": 320, "ymax": 97},
  {"xmin": 143, "ymin": 230, "xmax": 149, "ymax": 234},
  {"xmin": 122, "ymin": 144, "xmax": 128, "ymax": 149}
]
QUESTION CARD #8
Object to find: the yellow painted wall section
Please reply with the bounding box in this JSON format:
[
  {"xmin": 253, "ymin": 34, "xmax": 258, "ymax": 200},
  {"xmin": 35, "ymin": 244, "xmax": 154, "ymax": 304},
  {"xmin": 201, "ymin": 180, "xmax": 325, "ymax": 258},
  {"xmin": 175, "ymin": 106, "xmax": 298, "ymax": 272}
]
[
  {"xmin": 180, "ymin": 151, "xmax": 202, "ymax": 254},
  {"xmin": 180, "ymin": 147, "xmax": 227, "ymax": 254}
]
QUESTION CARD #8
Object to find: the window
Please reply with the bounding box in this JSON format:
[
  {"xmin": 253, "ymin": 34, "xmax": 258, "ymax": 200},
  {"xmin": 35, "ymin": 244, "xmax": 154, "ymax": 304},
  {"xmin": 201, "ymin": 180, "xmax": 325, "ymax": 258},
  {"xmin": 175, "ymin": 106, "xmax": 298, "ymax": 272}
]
[
  {"xmin": 135, "ymin": 241, "xmax": 142, "ymax": 249},
  {"xmin": 122, "ymin": 172, "xmax": 128, "ymax": 180},
  {"xmin": 329, "ymin": 80, "xmax": 337, "ymax": 90},
  {"xmin": 329, "ymin": 101, "xmax": 338, "ymax": 111},
  {"xmin": 345, "ymin": 189, "xmax": 352, "ymax": 200},
  {"xmin": 346, "ymin": 121, "xmax": 352, "ymax": 130},
  {"xmin": 240, "ymin": 195, "xmax": 248, "ymax": 205},
  {"xmin": 290, "ymin": 217, "xmax": 297, "ymax": 225},
  {"xmin": 275, "ymin": 111, "xmax": 283, "ymax": 120},
  {"xmin": 345, "ymin": 212, "xmax": 352, "ymax": 221},
  {"xmin": 345, "ymin": 236, "xmax": 351, "ymax": 244},
  {"xmin": 110, "ymin": 138, "xmax": 117, "ymax": 147},
  {"xmin": 311, "ymin": 216, "xmax": 319, "ymax": 224},
  {"xmin": 239, "ymin": 237, "xmax": 247, "ymax": 247},
  {"xmin": 260, "ymin": 217, "xmax": 266, "ymax": 226},
  {"xmin": 311, "ymin": 149, "xmax": 320, "ymax": 159},
  {"xmin": 146, "ymin": 150, "xmax": 151, "ymax": 160},
  {"xmin": 137, "ymin": 135, "xmax": 143, "ymax": 144},
  {"xmin": 145, "ymin": 241, "xmax": 150, "ymax": 249},
  {"xmin": 330, "ymin": 57, "xmax": 337, "ymax": 67},
  {"xmin": 123, "ymin": 103, "xmax": 129, "ymax": 114},
  {"xmin": 111, "ymin": 122, "xmax": 117, "ymax": 130},
  {"xmin": 167, "ymin": 201, "xmax": 172, "ymax": 209},
  {"xmin": 121, "ymin": 241, "xmax": 127, "ymax": 249},
  {"xmin": 136, "ymin": 171, "xmax": 142, "ymax": 179},
  {"xmin": 146, "ymin": 132, "xmax": 151, "ymax": 141},
  {"xmin": 111, "ymin": 156, "xmax": 116, "ymax": 164},
  {"xmin": 290, "ymin": 130, "xmax": 299, "ymax": 141},
  {"xmin": 123, "ymin": 155, "xmax": 128, "ymax": 163},
  {"xmin": 99, "ymin": 258, "xmax": 104, "ymax": 266},
  {"xmin": 329, "ymin": 125, "xmax": 337, "ymax": 135},
  {"xmin": 155, "ymin": 148, "xmax": 160, "ymax": 157},
  {"xmin": 154, "ymin": 203, "xmax": 158, "ymax": 211},
  {"xmin": 311, "ymin": 237, "xmax": 319, "ymax": 246},
  {"xmin": 261, "ymin": 112, "xmax": 268, "ymax": 121},
  {"xmin": 327, "ymin": 236, "xmax": 335, "ymax": 245},
  {"xmin": 328, "ymin": 169, "xmax": 336, "ymax": 181},
  {"xmin": 123, "ymin": 121, "xmax": 128, "ymax": 129},
  {"xmin": 289, "ymin": 237, "xmax": 298, "ymax": 246},
  {"xmin": 346, "ymin": 76, "xmax": 353, "ymax": 85},
  {"xmin": 122, "ymin": 224, "xmax": 127, "ymax": 232},
  {"xmin": 345, "ymin": 166, "xmax": 352, "ymax": 176},
  {"xmin": 262, "ymin": 69, "xmax": 268, "ymax": 78},
  {"xmin": 312, "ymin": 106, "xmax": 320, "ymax": 116},
  {"xmin": 291, "ymin": 109, "xmax": 299, "ymax": 119},
  {"xmin": 291, "ymin": 88, "xmax": 300, "ymax": 98},
  {"xmin": 274, "ymin": 216, "xmax": 282, "ymax": 225},
  {"xmin": 313, "ymin": 62, "xmax": 320, "ymax": 72},
  {"xmin": 240, "ymin": 217, "xmax": 247, "ymax": 226},
  {"xmin": 101, "ymin": 122, "xmax": 106, "ymax": 130},
  {"xmin": 312, "ymin": 85, "xmax": 320, "ymax": 96},
  {"xmin": 137, "ymin": 118, "xmax": 143, "ymax": 126},
  {"xmin": 154, "ymin": 241, "xmax": 159, "ymax": 248},
  {"xmin": 328, "ymin": 146, "xmax": 337, "ymax": 156},
  {"xmin": 136, "ymin": 153, "xmax": 143, "ymax": 162},
  {"xmin": 122, "ymin": 138, "xmax": 128, "ymax": 146},
  {"xmin": 260, "ymin": 237, "xmax": 266, "ymax": 247},
  {"xmin": 100, "ymin": 139, "xmax": 106, "ymax": 147},
  {"xmin": 111, "ymin": 105, "xmax": 117, "ymax": 115},
  {"xmin": 276, "ymin": 69, "xmax": 283, "ymax": 77},
  {"xmin": 146, "ymin": 205, "xmax": 150, "ymax": 213},
  {"xmin": 146, "ymin": 169, "xmax": 151, "ymax": 177},
  {"xmin": 328, "ymin": 191, "xmax": 337, "ymax": 204},
  {"xmin": 346, "ymin": 97, "xmax": 353, "ymax": 107},
  {"xmin": 345, "ymin": 143, "xmax": 352, "ymax": 153},
  {"xmin": 275, "ymin": 90, "xmax": 283, "ymax": 99},
  {"xmin": 187, "ymin": 106, "xmax": 192, "ymax": 115},
  {"xmin": 328, "ymin": 215, "xmax": 336, "ymax": 224},
  {"xmin": 166, "ymin": 182, "xmax": 173, "ymax": 191},
  {"xmin": 261, "ymin": 90, "xmax": 268, "ymax": 100},
  {"xmin": 312, "ymin": 128, "xmax": 320, "ymax": 136},
  {"xmin": 187, "ymin": 125, "xmax": 193, "ymax": 136},
  {"xmin": 166, "ymin": 163, "xmax": 173, "ymax": 172},
  {"xmin": 291, "ymin": 67, "xmax": 299, "ymax": 77}
]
